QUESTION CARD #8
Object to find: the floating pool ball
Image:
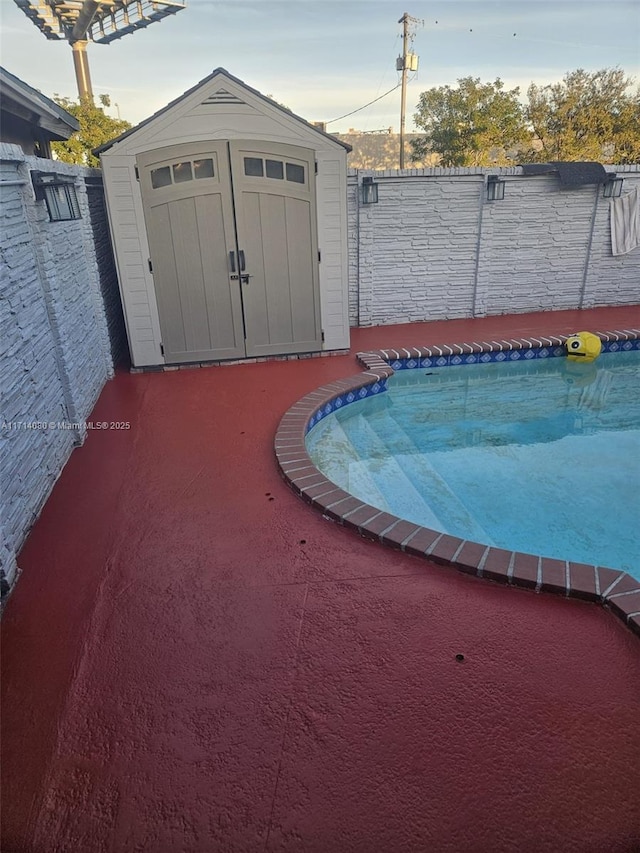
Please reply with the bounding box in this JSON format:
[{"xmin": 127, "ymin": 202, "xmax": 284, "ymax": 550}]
[{"xmin": 565, "ymin": 331, "xmax": 602, "ymax": 363}]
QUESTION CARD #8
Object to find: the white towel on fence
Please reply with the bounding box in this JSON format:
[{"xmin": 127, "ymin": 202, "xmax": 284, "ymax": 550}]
[{"xmin": 610, "ymin": 185, "xmax": 640, "ymax": 255}]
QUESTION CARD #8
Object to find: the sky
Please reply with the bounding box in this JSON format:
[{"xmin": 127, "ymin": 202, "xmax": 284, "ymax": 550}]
[{"xmin": 1, "ymin": 0, "xmax": 638, "ymax": 133}]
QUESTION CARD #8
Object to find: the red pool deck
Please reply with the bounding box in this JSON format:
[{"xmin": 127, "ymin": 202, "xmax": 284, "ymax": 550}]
[{"xmin": 2, "ymin": 307, "xmax": 640, "ymax": 853}]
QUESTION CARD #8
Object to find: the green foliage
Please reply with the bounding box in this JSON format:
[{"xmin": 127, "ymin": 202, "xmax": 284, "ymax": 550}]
[
  {"xmin": 412, "ymin": 68, "xmax": 640, "ymax": 168},
  {"xmin": 613, "ymin": 94, "xmax": 640, "ymax": 164},
  {"xmin": 411, "ymin": 77, "xmax": 529, "ymax": 167},
  {"xmin": 524, "ymin": 68, "xmax": 640, "ymax": 164},
  {"xmin": 51, "ymin": 94, "xmax": 131, "ymax": 167}
]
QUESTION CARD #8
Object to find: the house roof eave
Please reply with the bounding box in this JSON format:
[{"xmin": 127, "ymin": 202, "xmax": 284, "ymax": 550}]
[{"xmin": 0, "ymin": 67, "xmax": 79, "ymax": 139}]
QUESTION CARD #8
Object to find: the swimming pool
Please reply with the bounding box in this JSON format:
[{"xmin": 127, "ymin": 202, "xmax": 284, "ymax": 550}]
[
  {"xmin": 275, "ymin": 329, "xmax": 640, "ymax": 636},
  {"xmin": 306, "ymin": 351, "xmax": 640, "ymax": 578}
]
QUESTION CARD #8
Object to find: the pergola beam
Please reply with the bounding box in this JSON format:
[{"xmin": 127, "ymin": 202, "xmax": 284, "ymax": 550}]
[{"xmin": 70, "ymin": 0, "xmax": 100, "ymax": 41}]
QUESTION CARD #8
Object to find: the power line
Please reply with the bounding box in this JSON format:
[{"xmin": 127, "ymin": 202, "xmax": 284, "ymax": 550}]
[{"xmin": 324, "ymin": 83, "xmax": 402, "ymax": 125}]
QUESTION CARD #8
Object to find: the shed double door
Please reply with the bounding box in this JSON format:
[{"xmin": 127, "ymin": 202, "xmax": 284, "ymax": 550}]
[{"xmin": 137, "ymin": 140, "xmax": 321, "ymax": 363}]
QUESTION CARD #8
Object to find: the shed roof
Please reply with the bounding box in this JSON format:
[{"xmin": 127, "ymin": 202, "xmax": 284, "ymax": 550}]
[
  {"xmin": 0, "ymin": 67, "xmax": 79, "ymax": 140},
  {"xmin": 95, "ymin": 68, "xmax": 351, "ymax": 154}
]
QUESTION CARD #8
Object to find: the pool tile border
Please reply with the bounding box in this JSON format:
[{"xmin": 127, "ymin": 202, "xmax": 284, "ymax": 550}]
[
  {"xmin": 359, "ymin": 329, "xmax": 640, "ymax": 372},
  {"xmin": 275, "ymin": 329, "xmax": 640, "ymax": 637}
]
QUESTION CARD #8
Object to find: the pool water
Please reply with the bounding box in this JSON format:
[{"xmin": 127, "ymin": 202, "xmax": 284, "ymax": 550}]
[{"xmin": 307, "ymin": 352, "xmax": 640, "ymax": 577}]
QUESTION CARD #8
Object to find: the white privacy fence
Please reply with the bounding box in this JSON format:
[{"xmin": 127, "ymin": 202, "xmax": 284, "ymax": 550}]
[
  {"xmin": 0, "ymin": 143, "xmax": 125, "ymax": 592},
  {"xmin": 346, "ymin": 165, "xmax": 640, "ymax": 327}
]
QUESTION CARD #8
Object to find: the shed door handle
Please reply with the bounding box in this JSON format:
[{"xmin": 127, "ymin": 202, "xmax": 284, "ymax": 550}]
[
  {"xmin": 229, "ymin": 250, "xmax": 236, "ymax": 272},
  {"xmin": 238, "ymin": 250, "xmax": 246, "ymax": 272}
]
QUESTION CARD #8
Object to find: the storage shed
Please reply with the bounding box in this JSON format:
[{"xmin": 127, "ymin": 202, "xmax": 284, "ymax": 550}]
[{"xmin": 98, "ymin": 69, "xmax": 351, "ymax": 367}]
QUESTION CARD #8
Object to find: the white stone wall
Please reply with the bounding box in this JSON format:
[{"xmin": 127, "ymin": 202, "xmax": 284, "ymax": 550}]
[
  {"xmin": 348, "ymin": 165, "xmax": 640, "ymax": 326},
  {"xmin": 0, "ymin": 144, "xmax": 114, "ymax": 591}
]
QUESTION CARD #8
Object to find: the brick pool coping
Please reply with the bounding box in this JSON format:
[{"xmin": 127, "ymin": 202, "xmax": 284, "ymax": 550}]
[{"xmin": 275, "ymin": 329, "xmax": 640, "ymax": 637}]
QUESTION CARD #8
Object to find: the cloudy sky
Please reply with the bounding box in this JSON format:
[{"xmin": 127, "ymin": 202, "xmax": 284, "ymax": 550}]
[{"xmin": 1, "ymin": 0, "xmax": 638, "ymax": 132}]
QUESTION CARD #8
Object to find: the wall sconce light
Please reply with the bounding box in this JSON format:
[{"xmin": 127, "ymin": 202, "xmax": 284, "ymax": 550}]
[
  {"xmin": 603, "ymin": 175, "xmax": 624, "ymax": 198},
  {"xmin": 31, "ymin": 172, "xmax": 81, "ymax": 222},
  {"xmin": 361, "ymin": 176, "xmax": 379, "ymax": 205},
  {"xmin": 486, "ymin": 175, "xmax": 506, "ymax": 201}
]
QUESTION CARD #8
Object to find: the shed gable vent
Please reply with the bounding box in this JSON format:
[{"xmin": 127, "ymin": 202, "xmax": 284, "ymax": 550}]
[{"xmin": 201, "ymin": 89, "xmax": 246, "ymax": 106}]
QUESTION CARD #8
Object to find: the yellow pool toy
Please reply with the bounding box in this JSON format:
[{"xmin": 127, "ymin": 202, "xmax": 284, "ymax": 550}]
[{"xmin": 565, "ymin": 331, "xmax": 602, "ymax": 363}]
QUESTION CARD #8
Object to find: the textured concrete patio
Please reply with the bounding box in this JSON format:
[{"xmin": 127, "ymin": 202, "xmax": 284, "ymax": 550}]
[{"xmin": 2, "ymin": 307, "xmax": 640, "ymax": 852}]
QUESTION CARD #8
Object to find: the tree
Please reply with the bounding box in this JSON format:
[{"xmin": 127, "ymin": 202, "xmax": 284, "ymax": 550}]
[
  {"xmin": 52, "ymin": 95, "xmax": 131, "ymax": 167},
  {"xmin": 525, "ymin": 68, "xmax": 640, "ymax": 164},
  {"xmin": 612, "ymin": 93, "xmax": 640, "ymax": 164},
  {"xmin": 411, "ymin": 77, "xmax": 529, "ymax": 167}
]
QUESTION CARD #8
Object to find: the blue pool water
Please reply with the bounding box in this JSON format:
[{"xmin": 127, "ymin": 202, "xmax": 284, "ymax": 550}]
[{"xmin": 307, "ymin": 352, "xmax": 640, "ymax": 577}]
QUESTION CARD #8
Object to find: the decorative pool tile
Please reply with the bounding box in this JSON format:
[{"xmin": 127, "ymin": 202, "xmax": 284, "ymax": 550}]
[{"xmin": 370, "ymin": 333, "xmax": 640, "ymax": 371}]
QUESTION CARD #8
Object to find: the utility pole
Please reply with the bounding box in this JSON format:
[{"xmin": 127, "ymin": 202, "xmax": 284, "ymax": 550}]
[
  {"xmin": 397, "ymin": 13, "xmax": 422, "ymax": 169},
  {"xmin": 399, "ymin": 12, "xmax": 409, "ymax": 169}
]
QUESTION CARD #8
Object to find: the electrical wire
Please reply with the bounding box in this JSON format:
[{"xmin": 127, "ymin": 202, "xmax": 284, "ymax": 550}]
[{"xmin": 324, "ymin": 83, "xmax": 402, "ymax": 125}]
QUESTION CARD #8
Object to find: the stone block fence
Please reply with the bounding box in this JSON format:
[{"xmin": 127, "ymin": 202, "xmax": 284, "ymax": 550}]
[
  {"xmin": 1, "ymin": 151, "xmax": 639, "ymax": 595},
  {"xmin": 0, "ymin": 143, "xmax": 127, "ymax": 592},
  {"xmin": 347, "ymin": 165, "xmax": 640, "ymax": 327}
]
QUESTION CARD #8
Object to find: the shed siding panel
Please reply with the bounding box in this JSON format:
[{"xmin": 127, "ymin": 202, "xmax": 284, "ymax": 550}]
[
  {"xmin": 316, "ymin": 153, "xmax": 349, "ymax": 350},
  {"xmin": 102, "ymin": 156, "xmax": 163, "ymax": 366}
]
